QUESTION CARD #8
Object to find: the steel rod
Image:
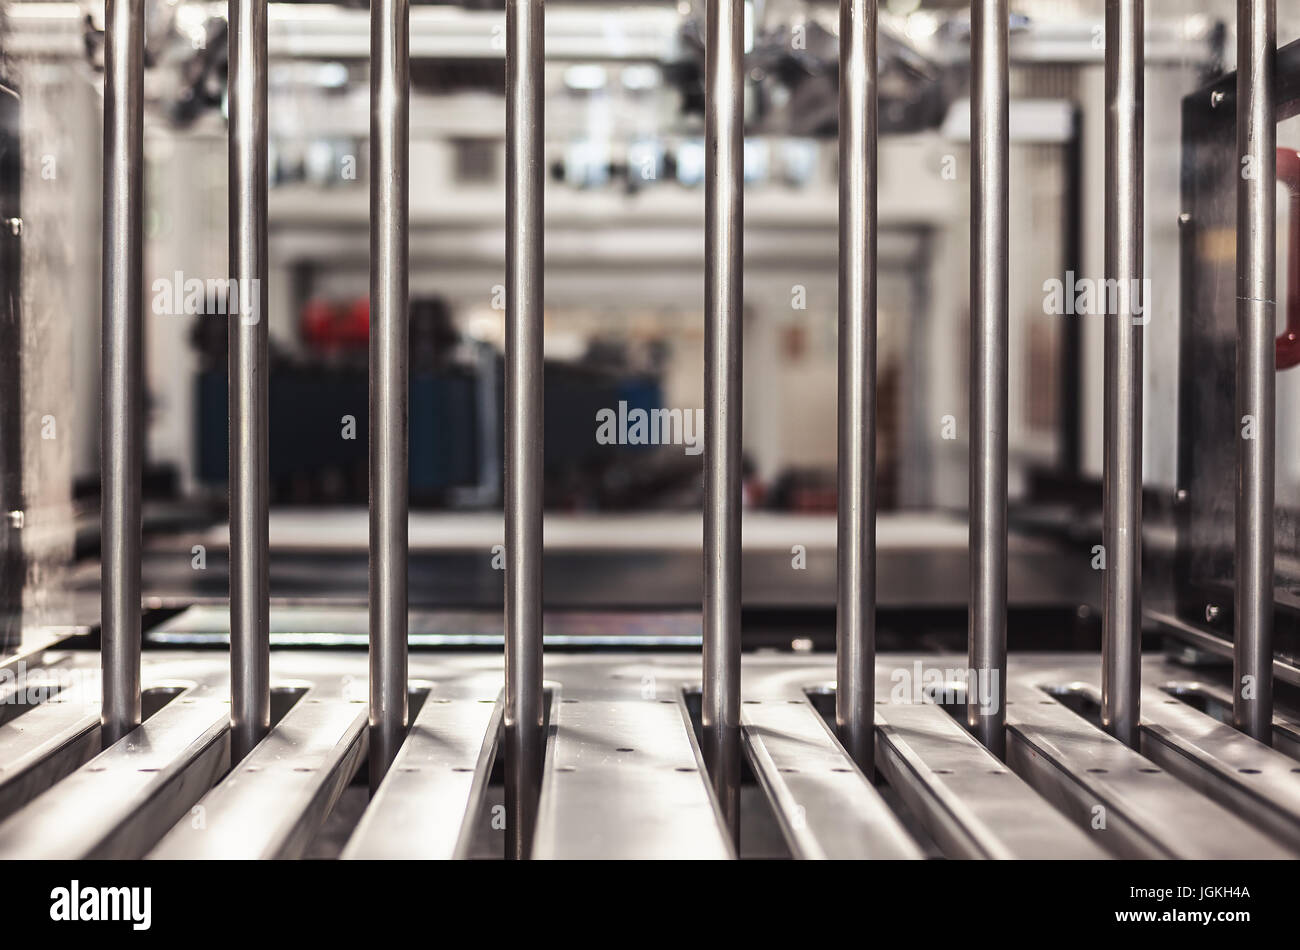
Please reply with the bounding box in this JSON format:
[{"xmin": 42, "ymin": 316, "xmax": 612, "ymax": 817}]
[
  {"xmin": 835, "ymin": 0, "xmax": 878, "ymax": 775},
  {"xmin": 504, "ymin": 0, "xmax": 545, "ymax": 860},
  {"xmin": 100, "ymin": 0, "xmax": 144, "ymax": 747},
  {"xmin": 967, "ymin": 0, "xmax": 1008, "ymax": 758},
  {"xmin": 1100, "ymin": 0, "xmax": 1144, "ymax": 749},
  {"xmin": 368, "ymin": 0, "xmax": 410, "ymax": 786},
  {"xmin": 1233, "ymin": 0, "xmax": 1276, "ymax": 743},
  {"xmin": 228, "ymin": 0, "xmax": 270, "ymax": 763},
  {"xmin": 702, "ymin": 0, "xmax": 744, "ymax": 838}
]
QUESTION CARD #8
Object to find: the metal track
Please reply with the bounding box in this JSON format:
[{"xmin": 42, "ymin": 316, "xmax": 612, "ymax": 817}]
[{"xmin": 1, "ymin": 645, "xmax": 1297, "ymax": 859}]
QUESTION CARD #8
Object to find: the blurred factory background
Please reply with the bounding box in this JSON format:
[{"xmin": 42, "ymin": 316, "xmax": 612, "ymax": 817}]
[{"xmin": 2, "ymin": 0, "xmax": 1300, "ymax": 659}]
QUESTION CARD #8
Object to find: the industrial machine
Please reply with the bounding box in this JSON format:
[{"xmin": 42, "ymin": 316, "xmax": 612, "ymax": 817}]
[{"xmin": 0, "ymin": 0, "xmax": 1299, "ymax": 882}]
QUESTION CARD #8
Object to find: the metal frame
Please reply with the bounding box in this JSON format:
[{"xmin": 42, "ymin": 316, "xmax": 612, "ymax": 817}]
[{"xmin": 0, "ymin": 650, "xmax": 1295, "ymax": 858}]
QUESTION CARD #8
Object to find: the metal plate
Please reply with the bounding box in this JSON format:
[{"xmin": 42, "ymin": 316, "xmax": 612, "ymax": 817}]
[
  {"xmin": 1139, "ymin": 684, "xmax": 1300, "ymax": 855},
  {"xmin": 533, "ymin": 692, "xmax": 734, "ymax": 859},
  {"xmin": 150, "ymin": 697, "xmax": 366, "ymax": 859},
  {"xmin": 343, "ymin": 687, "xmax": 502, "ymax": 860},
  {"xmin": 0, "ymin": 696, "xmax": 229, "ymax": 858},
  {"xmin": 875, "ymin": 701, "xmax": 1108, "ymax": 859},
  {"xmin": 0, "ymin": 699, "xmax": 100, "ymax": 822},
  {"xmin": 1005, "ymin": 686, "xmax": 1292, "ymax": 858},
  {"xmin": 0, "ymin": 650, "xmax": 1293, "ymax": 859},
  {"xmin": 741, "ymin": 698, "xmax": 921, "ymax": 859}
]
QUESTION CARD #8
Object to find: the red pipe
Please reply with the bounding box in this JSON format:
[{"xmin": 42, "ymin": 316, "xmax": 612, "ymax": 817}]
[{"xmin": 1277, "ymin": 146, "xmax": 1300, "ymax": 370}]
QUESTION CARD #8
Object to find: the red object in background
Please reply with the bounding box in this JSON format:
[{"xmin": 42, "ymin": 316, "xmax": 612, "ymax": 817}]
[
  {"xmin": 299, "ymin": 298, "xmax": 370, "ymax": 351},
  {"xmin": 1278, "ymin": 147, "xmax": 1300, "ymax": 370},
  {"xmin": 341, "ymin": 298, "xmax": 370, "ymax": 348},
  {"xmin": 300, "ymin": 299, "xmax": 337, "ymax": 349}
]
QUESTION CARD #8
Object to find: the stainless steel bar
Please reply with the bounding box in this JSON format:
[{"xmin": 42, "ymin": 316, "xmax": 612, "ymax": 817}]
[
  {"xmin": 1138, "ymin": 686, "xmax": 1300, "ymax": 854},
  {"xmin": 504, "ymin": 0, "xmax": 545, "ymax": 860},
  {"xmin": 835, "ymin": 0, "xmax": 878, "ymax": 775},
  {"xmin": 874, "ymin": 703, "xmax": 1107, "ymax": 859},
  {"xmin": 967, "ymin": 0, "xmax": 1009, "ymax": 758},
  {"xmin": 369, "ymin": 0, "xmax": 410, "ymax": 785},
  {"xmin": 100, "ymin": 0, "xmax": 144, "ymax": 747},
  {"xmin": 228, "ymin": 0, "xmax": 271, "ymax": 764},
  {"xmin": 1005, "ymin": 687, "xmax": 1289, "ymax": 859},
  {"xmin": 0, "ymin": 698, "xmax": 229, "ymax": 859},
  {"xmin": 150, "ymin": 699, "xmax": 367, "ymax": 859},
  {"xmin": 533, "ymin": 695, "xmax": 734, "ymax": 860},
  {"xmin": 343, "ymin": 692, "xmax": 502, "ymax": 859},
  {"xmin": 0, "ymin": 702, "xmax": 100, "ymax": 822},
  {"xmin": 1233, "ymin": 0, "xmax": 1276, "ymax": 743},
  {"xmin": 742, "ymin": 699, "xmax": 920, "ymax": 859},
  {"xmin": 1100, "ymin": 0, "xmax": 1144, "ymax": 749},
  {"xmin": 702, "ymin": 0, "xmax": 744, "ymax": 842}
]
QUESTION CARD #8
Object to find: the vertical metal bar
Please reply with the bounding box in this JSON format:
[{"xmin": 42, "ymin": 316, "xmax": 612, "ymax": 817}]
[
  {"xmin": 369, "ymin": 0, "xmax": 410, "ymax": 785},
  {"xmin": 100, "ymin": 0, "xmax": 144, "ymax": 747},
  {"xmin": 1233, "ymin": 0, "xmax": 1276, "ymax": 743},
  {"xmin": 228, "ymin": 0, "xmax": 270, "ymax": 763},
  {"xmin": 836, "ymin": 0, "xmax": 877, "ymax": 775},
  {"xmin": 702, "ymin": 0, "xmax": 743, "ymax": 839},
  {"xmin": 967, "ymin": 0, "xmax": 1008, "ymax": 758},
  {"xmin": 504, "ymin": 0, "xmax": 544, "ymax": 859},
  {"xmin": 1100, "ymin": 0, "xmax": 1144, "ymax": 749}
]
